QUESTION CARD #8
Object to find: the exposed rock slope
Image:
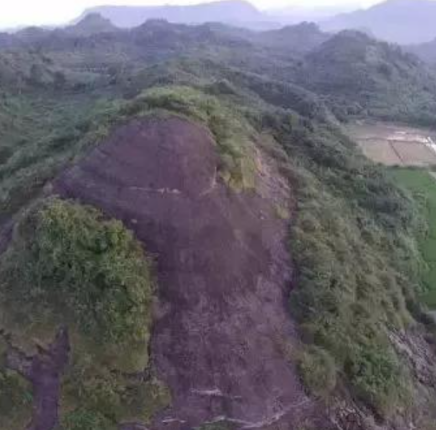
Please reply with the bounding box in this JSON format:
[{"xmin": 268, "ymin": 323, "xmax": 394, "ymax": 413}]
[{"xmin": 53, "ymin": 116, "xmax": 313, "ymax": 429}]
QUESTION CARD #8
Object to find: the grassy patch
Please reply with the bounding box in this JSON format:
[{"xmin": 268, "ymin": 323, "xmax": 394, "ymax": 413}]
[
  {"xmin": 0, "ymin": 92, "xmax": 116, "ymax": 220},
  {"xmin": 297, "ymin": 346, "xmax": 336, "ymax": 398},
  {"xmin": 59, "ymin": 409, "xmax": 116, "ymax": 430},
  {"xmin": 60, "ymin": 361, "xmax": 170, "ymax": 426},
  {"xmin": 390, "ymin": 168, "xmax": 436, "ymax": 308},
  {"xmin": 0, "ymin": 369, "xmax": 32, "ymax": 430}
]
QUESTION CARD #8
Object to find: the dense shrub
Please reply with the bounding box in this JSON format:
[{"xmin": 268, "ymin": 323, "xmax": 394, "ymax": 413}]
[
  {"xmin": 61, "ymin": 356, "xmax": 170, "ymax": 426},
  {"xmin": 263, "ymin": 110, "xmax": 421, "ymax": 416},
  {"xmin": 300, "ymin": 31, "xmax": 436, "ymax": 127},
  {"xmin": 0, "ymin": 198, "xmax": 153, "ymax": 348},
  {"xmin": 297, "ymin": 346, "xmax": 336, "ymax": 397},
  {"xmin": 60, "ymin": 409, "xmax": 115, "ymax": 430}
]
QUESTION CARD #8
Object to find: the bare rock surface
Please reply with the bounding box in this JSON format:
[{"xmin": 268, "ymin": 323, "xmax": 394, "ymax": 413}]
[{"xmin": 53, "ymin": 116, "xmax": 312, "ymax": 429}]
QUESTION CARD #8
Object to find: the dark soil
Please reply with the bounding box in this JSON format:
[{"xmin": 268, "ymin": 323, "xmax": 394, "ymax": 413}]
[{"xmin": 53, "ymin": 116, "xmax": 313, "ymax": 430}]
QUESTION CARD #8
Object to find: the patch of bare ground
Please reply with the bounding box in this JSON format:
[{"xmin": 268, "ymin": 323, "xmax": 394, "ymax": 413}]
[{"xmin": 52, "ymin": 116, "xmax": 317, "ymax": 430}]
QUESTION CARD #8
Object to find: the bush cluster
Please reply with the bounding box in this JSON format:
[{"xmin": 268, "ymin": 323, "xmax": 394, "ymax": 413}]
[
  {"xmin": 265, "ymin": 111, "xmax": 421, "ymax": 416},
  {"xmin": 0, "ymin": 198, "xmax": 153, "ymax": 347}
]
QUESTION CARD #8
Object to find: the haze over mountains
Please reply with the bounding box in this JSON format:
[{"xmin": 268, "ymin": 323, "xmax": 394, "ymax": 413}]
[
  {"xmin": 3, "ymin": 0, "xmax": 436, "ymax": 46},
  {"xmin": 78, "ymin": 0, "xmax": 359, "ymax": 30},
  {"xmin": 266, "ymin": 4, "xmax": 360, "ymax": 24},
  {"xmin": 323, "ymin": 0, "xmax": 436, "ymax": 44},
  {"xmin": 79, "ymin": 0, "xmax": 265, "ymax": 28},
  {"xmin": 71, "ymin": 0, "xmax": 436, "ymax": 45}
]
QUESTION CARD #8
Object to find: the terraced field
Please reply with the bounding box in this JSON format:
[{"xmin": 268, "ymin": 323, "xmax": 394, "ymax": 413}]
[{"xmin": 346, "ymin": 121, "xmax": 436, "ymax": 166}]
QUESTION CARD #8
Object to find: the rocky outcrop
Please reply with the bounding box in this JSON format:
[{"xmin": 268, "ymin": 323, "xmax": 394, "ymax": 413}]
[{"xmin": 53, "ymin": 116, "xmax": 314, "ymax": 429}]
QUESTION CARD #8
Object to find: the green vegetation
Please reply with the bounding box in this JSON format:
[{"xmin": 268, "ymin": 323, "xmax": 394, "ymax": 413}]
[
  {"xmin": 60, "ymin": 365, "xmax": 170, "ymax": 428},
  {"xmin": 391, "ymin": 168, "xmax": 436, "ymax": 308},
  {"xmin": 301, "ymin": 31, "xmax": 436, "ymax": 126},
  {"xmin": 0, "ymin": 198, "xmax": 153, "ymax": 353},
  {"xmin": 0, "ymin": 370, "xmax": 32, "ymax": 430},
  {"xmin": 263, "ymin": 113, "xmax": 421, "ymax": 416},
  {"xmin": 0, "ymin": 199, "xmax": 169, "ymax": 426},
  {"xmin": 297, "ymin": 346, "xmax": 336, "ymax": 398},
  {"xmin": 60, "ymin": 409, "xmax": 115, "ymax": 430},
  {"xmin": 0, "ymin": 92, "xmax": 115, "ymax": 220}
]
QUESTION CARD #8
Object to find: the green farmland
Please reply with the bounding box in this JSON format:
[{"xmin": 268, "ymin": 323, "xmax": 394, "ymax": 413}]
[{"xmin": 392, "ymin": 168, "xmax": 436, "ymax": 308}]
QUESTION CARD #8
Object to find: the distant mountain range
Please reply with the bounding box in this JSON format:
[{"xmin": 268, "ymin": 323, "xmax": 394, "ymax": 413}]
[
  {"xmin": 322, "ymin": 0, "xmax": 436, "ymax": 44},
  {"xmin": 73, "ymin": 0, "xmax": 436, "ymax": 45},
  {"xmin": 76, "ymin": 1, "xmax": 364, "ymax": 31},
  {"xmin": 4, "ymin": 0, "xmax": 436, "ymax": 47},
  {"xmin": 267, "ymin": 4, "xmax": 359, "ymax": 24},
  {"xmin": 78, "ymin": 0, "xmax": 267, "ymax": 29}
]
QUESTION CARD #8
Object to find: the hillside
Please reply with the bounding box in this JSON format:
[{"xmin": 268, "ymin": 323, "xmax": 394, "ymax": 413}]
[
  {"xmin": 78, "ymin": 0, "xmax": 264, "ymax": 28},
  {"xmin": 298, "ymin": 30, "xmax": 436, "ymax": 124},
  {"xmin": 255, "ymin": 22, "xmax": 330, "ymax": 54},
  {"xmin": 1, "ymin": 15, "xmax": 436, "ymax": 430},
  {"xmin": 323, "ymin": 0, "xmax": 436, "ymax": 44},
  {"xmin": 407, "ymin": 38, "xmax": 436, "ymax": 64}
]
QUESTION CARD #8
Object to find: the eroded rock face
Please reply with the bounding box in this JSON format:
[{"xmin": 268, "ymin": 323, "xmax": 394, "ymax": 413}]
[{"xmin": 54, "ymin": 116, "xmax": 313, "ymax": 429}]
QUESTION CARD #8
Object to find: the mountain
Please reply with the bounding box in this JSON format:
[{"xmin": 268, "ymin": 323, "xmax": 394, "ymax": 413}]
[
  {"xmin": 256, "ymin": 22, "xmax": 330, "ymax": 53},
  {"xmin": 407, "ymin": 37, "xmax": 436, "ymax": 64},
  {"xmin": 1, "ymin": 16, "xmax": 436, "ymax": 430},
  {"xmin": 78, "ymin": 0, "xmax": 264, "ymax": 28},
  {"xmin": 298, "ymin": 30, "xmax": 436, "ymax": 123},
  {"xmin": 323, "ymin": 0, "xmax": 436, "ymax": 44},
  {"xmin": 65, "ymin": 13, "xmax": 118, "ymax": 36}
]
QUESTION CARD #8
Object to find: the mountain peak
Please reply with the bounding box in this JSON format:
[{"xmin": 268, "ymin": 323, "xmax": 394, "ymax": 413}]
[{"xmin": 68, "ymin": 12, "xmax": 118, "ymax": 35}]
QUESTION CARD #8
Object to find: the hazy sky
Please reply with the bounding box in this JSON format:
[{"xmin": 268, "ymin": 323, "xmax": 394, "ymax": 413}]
[{"xmin": 0, "ymin": 0, "xmax": 382, "ymax": 28}]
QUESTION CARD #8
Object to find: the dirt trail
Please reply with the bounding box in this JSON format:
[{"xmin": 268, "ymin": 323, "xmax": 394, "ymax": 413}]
[
  {"xmin": 6, "ymin": 328, "xmax": 70, "ymax": 430},
  {"xmin": 53, "ymin": 116, "xmax": 313, "ymax": 429}
]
